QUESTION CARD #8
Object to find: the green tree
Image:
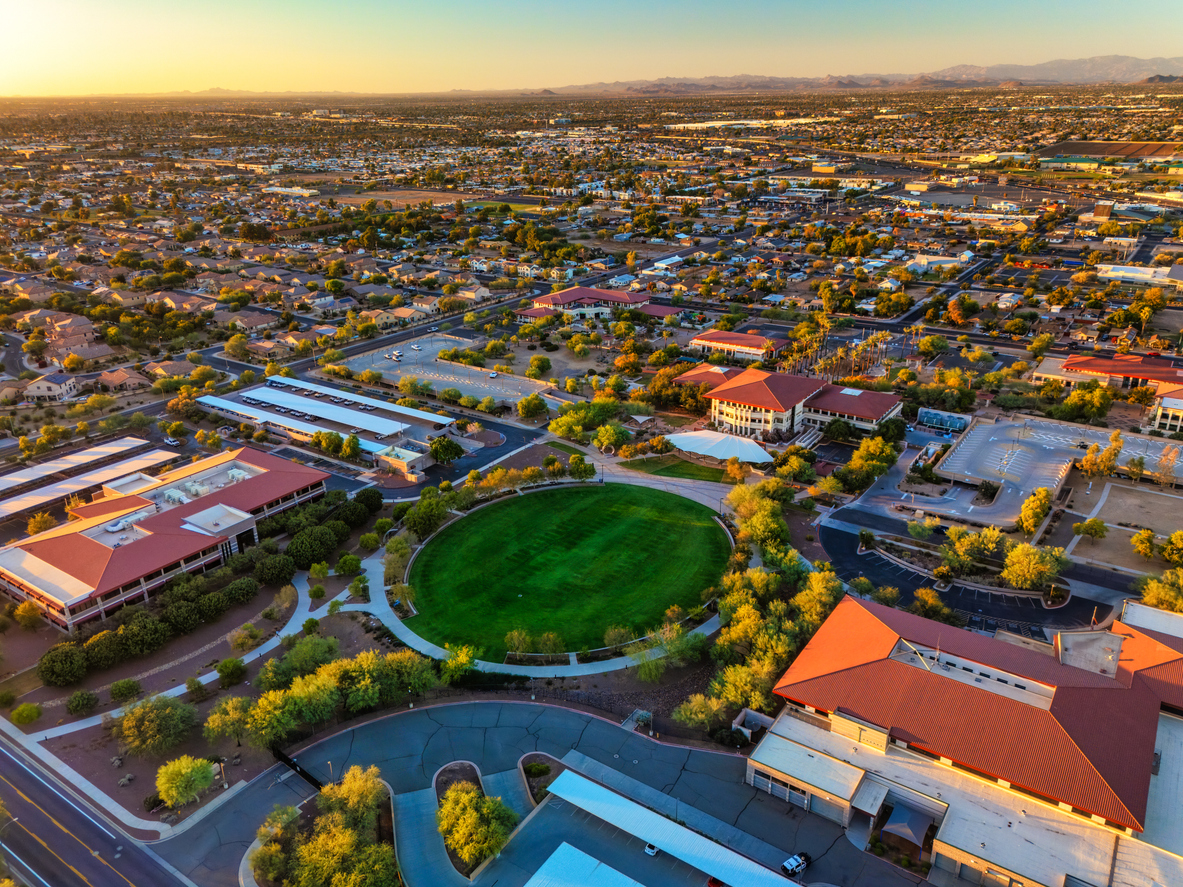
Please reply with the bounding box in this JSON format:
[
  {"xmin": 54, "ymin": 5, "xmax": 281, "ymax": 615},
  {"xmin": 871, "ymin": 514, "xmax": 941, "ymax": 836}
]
[
  {"xmin": 516, "ymin": 393, "xmax": 548, "ymax": 419},
  {"xmin": 1142, "ymin": 569, "xmax": 1183, "ymax": 613},
  {"xmin": 567, "ymin": 453, "xmax": 596, "ymax": 481},
  {"xmin": 436, "ymin": 781, "xmax": 518, "ymax": 866},
  {"xmin": 204, "ymin": 696, "xmax": 253, "ymax": 747},
  {"xmin": 917, "ymin": 335, "xmax": 950, "ymax": 359},
  {"xmin": 1001, "ymin": 543, "xmax": 1068, "ymax": 591},
  {"xmin": 1016, "ymin": 487, "xmax": 1052, "ymax": 536},
  {"xmin": 247, "ymin": 690, "xmax": 298, "ymax": 748},
  {"xmin": 429, "ymin": 436, "xmax": 465, "ymax": 465},
  {"xmin": 26, "ymin": 512, "xmax": 58, "ymax": 536},
  {"xmin": 14, "ymin": 600, "xmax": 41, "ymax": 630},
  {"xmin": 114, "ymin": 696, "xmax": 198, "ymax": 756},
  {"xmin": 1132, "ymin": 528, "xmax": 1158, "ymax": 560},
  {"xmin": 1072, "ymin": 517, "xmax": 1108, "ymax": 545},
  {"xmin": 318, "ymin": 764, "xmax": 385, "ymax": 838},
  {"xmin": 908, "ymin": 587, "xmax": 963, "ymax": 625},
  {"xmin": 440, "ymin": 643, "xmax": 478, "ymax": 684},
  {"xmin": 1163, "ymin": 531, "xmax": 1183, "ymax": 567},
  {"xmin": 216, "ymin": 658, "xmax": 247, "ymax": 688},
  {"xmin": 156, "ymin": 756, "xmax": 214, "ymax": 808}
]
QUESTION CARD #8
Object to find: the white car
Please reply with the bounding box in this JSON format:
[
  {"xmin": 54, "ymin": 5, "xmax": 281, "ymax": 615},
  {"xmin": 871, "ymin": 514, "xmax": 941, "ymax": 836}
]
[
  {"xmin": 644, "ymin": 843, "xmax": 659, "ymax": 857},
  {"xmin": 489, "ymin": 371, "xmax": 498, "ymax": 378},
  {"xmin": 163, "ymin": 436, "xmax": 181, "ymax": 447},
  {"xmin": 411, "ymin": 344, "xmax": 421, "ymax": 351}
]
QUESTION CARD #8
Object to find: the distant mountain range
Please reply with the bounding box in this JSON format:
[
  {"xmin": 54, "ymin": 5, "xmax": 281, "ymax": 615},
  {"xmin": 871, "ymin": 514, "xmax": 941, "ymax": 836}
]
[
  {"xmin": 527, "ymin": 55, "xmax": 1183, "ymax": 95},
  {"xmin": 47, "ymin": 54, "xmax": 1183, "ymax": 99}
]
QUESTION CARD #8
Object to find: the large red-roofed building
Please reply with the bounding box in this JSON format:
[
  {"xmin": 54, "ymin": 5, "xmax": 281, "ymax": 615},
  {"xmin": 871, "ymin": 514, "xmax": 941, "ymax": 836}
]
[
  {"xmin": 746, "ymin": 596, "xmax": 1183, "ymax": 887},
  {"xmin": 0, "ymin": 447, "xmax": 328, "ymax": 632}
]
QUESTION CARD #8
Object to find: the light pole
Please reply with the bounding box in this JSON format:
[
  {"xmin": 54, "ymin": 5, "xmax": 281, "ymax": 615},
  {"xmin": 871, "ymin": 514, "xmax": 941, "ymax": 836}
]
[{"xmin": 0, "ymin": 817, "xmax": 19, "ymax": 874}]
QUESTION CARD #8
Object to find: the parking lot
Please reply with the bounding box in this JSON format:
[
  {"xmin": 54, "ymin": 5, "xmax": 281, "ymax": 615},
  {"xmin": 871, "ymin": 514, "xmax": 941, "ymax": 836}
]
[{"xmin": 341, "ymin": 333, "xmax": 549, "ymax": 402}]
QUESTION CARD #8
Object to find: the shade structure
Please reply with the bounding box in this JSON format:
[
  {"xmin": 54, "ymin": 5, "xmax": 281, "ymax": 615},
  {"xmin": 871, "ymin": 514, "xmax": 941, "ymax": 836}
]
[
  {"xmin": 882, "ymin": 804, "xmax": 933, "ymax": 847},
  {"xmin": 664, "ymin": 430, "xmax": 772, "ymax": 463}
]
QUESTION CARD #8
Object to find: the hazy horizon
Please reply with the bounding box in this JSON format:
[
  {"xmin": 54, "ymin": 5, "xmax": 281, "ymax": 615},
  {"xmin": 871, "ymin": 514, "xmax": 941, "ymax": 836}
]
[{"xmin": 2, "ymin": 0, "xmax": 1182, "ymax": 97}]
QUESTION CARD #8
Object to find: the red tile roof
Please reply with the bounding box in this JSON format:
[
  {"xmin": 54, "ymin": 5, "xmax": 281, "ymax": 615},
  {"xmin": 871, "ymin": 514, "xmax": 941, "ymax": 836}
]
[
  {"xmin": 705, "ymin": 368, "xmax": 824, "ymax": 412},
  {"xmin": 673, "ymin": 364, "xmax": 745, "ymax": 390},
  {"xmin": 773, "ymin": 598, "xmax": 1183, "ymax": 831},
  {"xmin": 691, "ymin": 329, "xmax": 788, "ymax": 352},
  {"xmin": 1061, "ymin": 353, "xmax": 1183, "ymax": 384},
  {"xmin": 803, "ymin": 384, "xmax": 903, "ymax": 421},
  {"xmin": 17, "ymin": 448, "xmax": 328, "ymax": 599},
  {"xmin": 533, "ymin": 286, "xmax": 648, "ymax": 308}
]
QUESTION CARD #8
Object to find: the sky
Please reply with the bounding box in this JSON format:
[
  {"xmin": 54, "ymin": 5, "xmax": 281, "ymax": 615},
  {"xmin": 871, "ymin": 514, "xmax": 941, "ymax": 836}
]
[{"xmin": 2, "ymin": 0, "xmax": 1181, "ymax": 96}]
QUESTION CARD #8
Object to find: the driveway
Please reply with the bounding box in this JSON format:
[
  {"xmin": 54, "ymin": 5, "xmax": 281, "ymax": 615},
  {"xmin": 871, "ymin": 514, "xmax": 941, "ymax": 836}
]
[{"xmin": 154, "ymin": 702, "xmax": 916, "ymax": 887}]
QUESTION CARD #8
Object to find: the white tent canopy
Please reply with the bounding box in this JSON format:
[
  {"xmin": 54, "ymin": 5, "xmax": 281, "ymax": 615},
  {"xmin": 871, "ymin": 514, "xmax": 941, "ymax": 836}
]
[{"xmin": 664, "ymin": 430, "xmax": 772, "ymax": 463}]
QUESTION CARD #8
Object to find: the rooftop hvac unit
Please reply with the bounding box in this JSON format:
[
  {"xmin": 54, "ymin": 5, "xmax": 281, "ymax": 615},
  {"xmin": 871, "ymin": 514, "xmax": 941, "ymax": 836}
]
[
  {"xmin": 164, "ymin": 489, "xmax": 190, "ymax": 505},
  {"xmin": 185, "ymin": 481, "xmax": 210, "ymax": 497},
  {"xmin": 227, "ymin": 469, "xmax": 249, "ymax": 483}
]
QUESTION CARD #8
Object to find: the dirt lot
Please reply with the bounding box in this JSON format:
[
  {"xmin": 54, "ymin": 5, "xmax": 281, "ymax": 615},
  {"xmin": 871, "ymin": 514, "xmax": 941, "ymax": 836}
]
[{"xmin": 334, "ymin": 189, "xmax": 481, "ymax": 208}]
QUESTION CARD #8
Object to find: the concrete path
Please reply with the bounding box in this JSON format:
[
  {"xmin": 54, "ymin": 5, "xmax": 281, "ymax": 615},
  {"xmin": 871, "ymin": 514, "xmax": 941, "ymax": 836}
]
[{"xmin": 391, "ymin": 788, "xmax": 469, "ymax": 887}]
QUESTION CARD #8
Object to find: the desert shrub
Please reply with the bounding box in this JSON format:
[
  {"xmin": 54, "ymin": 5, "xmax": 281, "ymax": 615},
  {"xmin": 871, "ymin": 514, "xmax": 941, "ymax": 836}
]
[
  {"xmin": 114, "ymin": 696, "xmax": 197, "ymax": 756},
  {"xmin": 335, "ymin": 554, "xmax": 361, "ymax": 576},
  {"xmin": 223, "ymin": 577, "xmax": 260, "ymax": 606},
  {"xmin": 37, "ymin": 642, "xmax": 89, "ymax": 686},
  {"xmin": 67, "ymin": 689, "xmax": 100, "ymax": 715},
  {"xmin": 354, "ymin": 487, "xmax": 384, "ymax": 513},
  {"xmin": 229, "ymin": 623, "xmax": 263, "ymax": 652},
  {"xmin": 197, "ymin": 591, "xmax": 229, "ymax": 621},
  {"xmin": 185, "ymin": 676, "xmax": 208, "ymax": 702},
  {"xmin": 254, "ymin": 555, "xmax": 297, "ymax": 587},
  {"xmin": 523, "ymin": 762, "xmax": 550, "ymax": 778},
  {"xmin": 11, "ymin": 703, "xmax": 42, "ymax": 725},
  {"xmin": 110, "ymin": 678, "xmax": 143, "ymax": 703},
  {"xmin": 83, "ymin": 630, "xmax": 126, "ymax": 670},
  {"xmin": 0, "ymin": 691, "xmax": 15, "ymax": 708},
  {"xmin": 359, "ymin": 533, "xmax": 380, "ymax": 551},
  {"xmin": 309, "ymin": 584, "xmax": 326, "ymax": 599},
  {"xmin": 216, "ymin": 657, "xmax": 247, "ymax": 687}
]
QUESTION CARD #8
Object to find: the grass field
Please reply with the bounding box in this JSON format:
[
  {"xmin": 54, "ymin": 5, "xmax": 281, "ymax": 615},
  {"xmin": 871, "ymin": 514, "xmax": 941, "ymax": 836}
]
[
  {"xmin": 547, "ymin": 441, "xmax": 586, "ymax": 456},
  {"xmin": 620, "ymin": 455, "xmax": 728, "ymax": 484},
  {"xmin": 406, "ymin": 486, "xmax": 730, "ymax": 660}
]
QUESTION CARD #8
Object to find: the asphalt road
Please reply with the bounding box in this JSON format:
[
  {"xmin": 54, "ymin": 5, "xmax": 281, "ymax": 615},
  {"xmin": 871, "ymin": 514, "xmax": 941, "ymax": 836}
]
[
  {"xmin": 819, "ymin": 521, "xmax": 1114, "ymax": 632},
  {"xmin": 0, "ymin": 741, "xmax": 190, "ymax": 887}
]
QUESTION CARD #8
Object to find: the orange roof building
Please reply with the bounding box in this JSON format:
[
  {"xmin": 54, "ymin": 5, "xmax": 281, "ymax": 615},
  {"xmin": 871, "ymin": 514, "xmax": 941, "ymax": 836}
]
[
  {"xmin": 746, "ymin": 597, "xmax": 1183, "ymax": 886},
  {"xmin": 0, "ymin": 447, "xmax": 328, "ymax": 633}
]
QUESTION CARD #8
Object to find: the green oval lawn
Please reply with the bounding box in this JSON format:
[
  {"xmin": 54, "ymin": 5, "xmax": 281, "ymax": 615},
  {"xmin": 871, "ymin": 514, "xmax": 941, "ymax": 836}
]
[{"xmin": 406, "ymin": 485, "xmax": 730, "ymax": 661}]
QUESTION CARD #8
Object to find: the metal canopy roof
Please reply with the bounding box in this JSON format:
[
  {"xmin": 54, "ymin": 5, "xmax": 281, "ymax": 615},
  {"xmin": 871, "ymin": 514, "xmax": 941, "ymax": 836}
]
[
  {"xmin": 0, "ymin": 437, "xmax": 149, "ymax": 495},
  {"xmin": 269, "ymin": 376, "xmax": 454, "ymax": 427},
  {"xmin": 197, "ymin": 396, "xmax": 391, "ymax": 454},
  {"xmin": 523, "ymin": 843, "xmax": 641, "ymax": 887},
  {"xmin": 243, "ymin": 386, "xmax": 409, "ymax": 436},
  {"xmin": 0, "ymin": 449, "xmax": 176, "ymax": 519},
  {"xmin": 546, "ymin": 771, "xmax": 784, "ymax": 887}
]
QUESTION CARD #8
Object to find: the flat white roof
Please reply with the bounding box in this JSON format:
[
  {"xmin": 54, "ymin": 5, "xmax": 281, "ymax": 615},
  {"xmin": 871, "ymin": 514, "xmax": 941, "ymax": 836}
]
[
  {"xmin": 523, "ymin": 843, "xmax": 641, "ymax": 887},
  {"xmin": 0, "ymin": 437, "xmax": 149, "ymax": 495},
  {"xmin": 197, "ymin": 395, "xmax": 392, "ymax": 454},
  {"xmin": 243, "ymin": 386, "xmax": 409, "ymax": 436},
  {"xmin": 269, "ymin": 376, "xmax": 455, "ymax": 427},
  {"xmin": 754, "ymin": 728, "xmax": 865, "ymax": 800},
  {"xmin": 0, "ymin": 546, "xmax": 94, "ymax": 605},
  {"xmin": 1121, "ymin": 600, "xmax": 1183, "ymax": 641},
  {"xmin": 0, "ymin": 449, "xmax": 176, "ymax": 520},
  {"xmin": 546, "ymin": 771, "xmax": 784, "ymax": 887}
]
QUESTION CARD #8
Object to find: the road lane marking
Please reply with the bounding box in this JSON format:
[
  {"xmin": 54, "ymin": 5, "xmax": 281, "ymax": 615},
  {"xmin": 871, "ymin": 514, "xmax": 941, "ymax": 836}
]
[
  {"xmin": 0, "ymin": 745, "xmax": 116, "ymax": 840},
  {"xmin": 0, "ymin": 772, "xmax": 139, "ymax": 887}
]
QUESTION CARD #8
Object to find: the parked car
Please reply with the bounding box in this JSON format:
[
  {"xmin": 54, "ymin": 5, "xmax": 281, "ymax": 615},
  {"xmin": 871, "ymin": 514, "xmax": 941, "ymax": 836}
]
[
  {"xmin": 644, "ymin": 843, "xmax": 659, "ymax": 857},
  {"xmin": 489, "ymin": 371, "xmax": 498, "ymax": 378},
  {"xmin": 163, "ymin": 436, "xmax": 181, "ymax": 447},
  {"xmin": 780, "ymin": 852, "xmax": 810, "ymax": 877}
]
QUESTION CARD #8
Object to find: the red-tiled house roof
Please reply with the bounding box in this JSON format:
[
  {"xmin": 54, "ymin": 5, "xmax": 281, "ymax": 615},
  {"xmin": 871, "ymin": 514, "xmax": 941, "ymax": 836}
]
[
  {"xmin": 803, "ymin": 384, "xmax": 903, "ymax": 421},
  {"xmin": 1061, "ymin": 354, "xmax": 1183, "ymax": 385},
  {"xmin": 773, "ymin": 597, "xmax": 1183, "ymax": 831},
  {"xmin": 705, "ymin": 368, "xmax": 823, "ymax": 412}
]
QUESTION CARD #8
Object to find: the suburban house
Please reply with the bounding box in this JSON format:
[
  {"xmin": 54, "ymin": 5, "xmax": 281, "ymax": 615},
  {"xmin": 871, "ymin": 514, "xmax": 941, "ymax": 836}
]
[
  {"xmin": 411, "ymin": 295, "xmax": 441, "ymax": 314},
  {"xmin": 25, "ymin": 372, "xmax": 78, "ymax": 402},
  {"xmin": 689, "ymin": 328, "xmax": 789, "ymax": 361},
  {"xmin": 246, "ymin": 339, "xmax": 292, "ymax": 360},
  {"xmin": 748, "ymin": 596, "xmax": 1183, "ymax": 887},
  {"xmin": 0, "ymin": 448, "xmax": 328, "ymax": 633},
  {"xmin": 358, "ymin": 308, "xmax": 401, "ymax": 329},
  {"xmin": 97, "ymin": 368, "xmax": 151, "ymax": 392}
]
